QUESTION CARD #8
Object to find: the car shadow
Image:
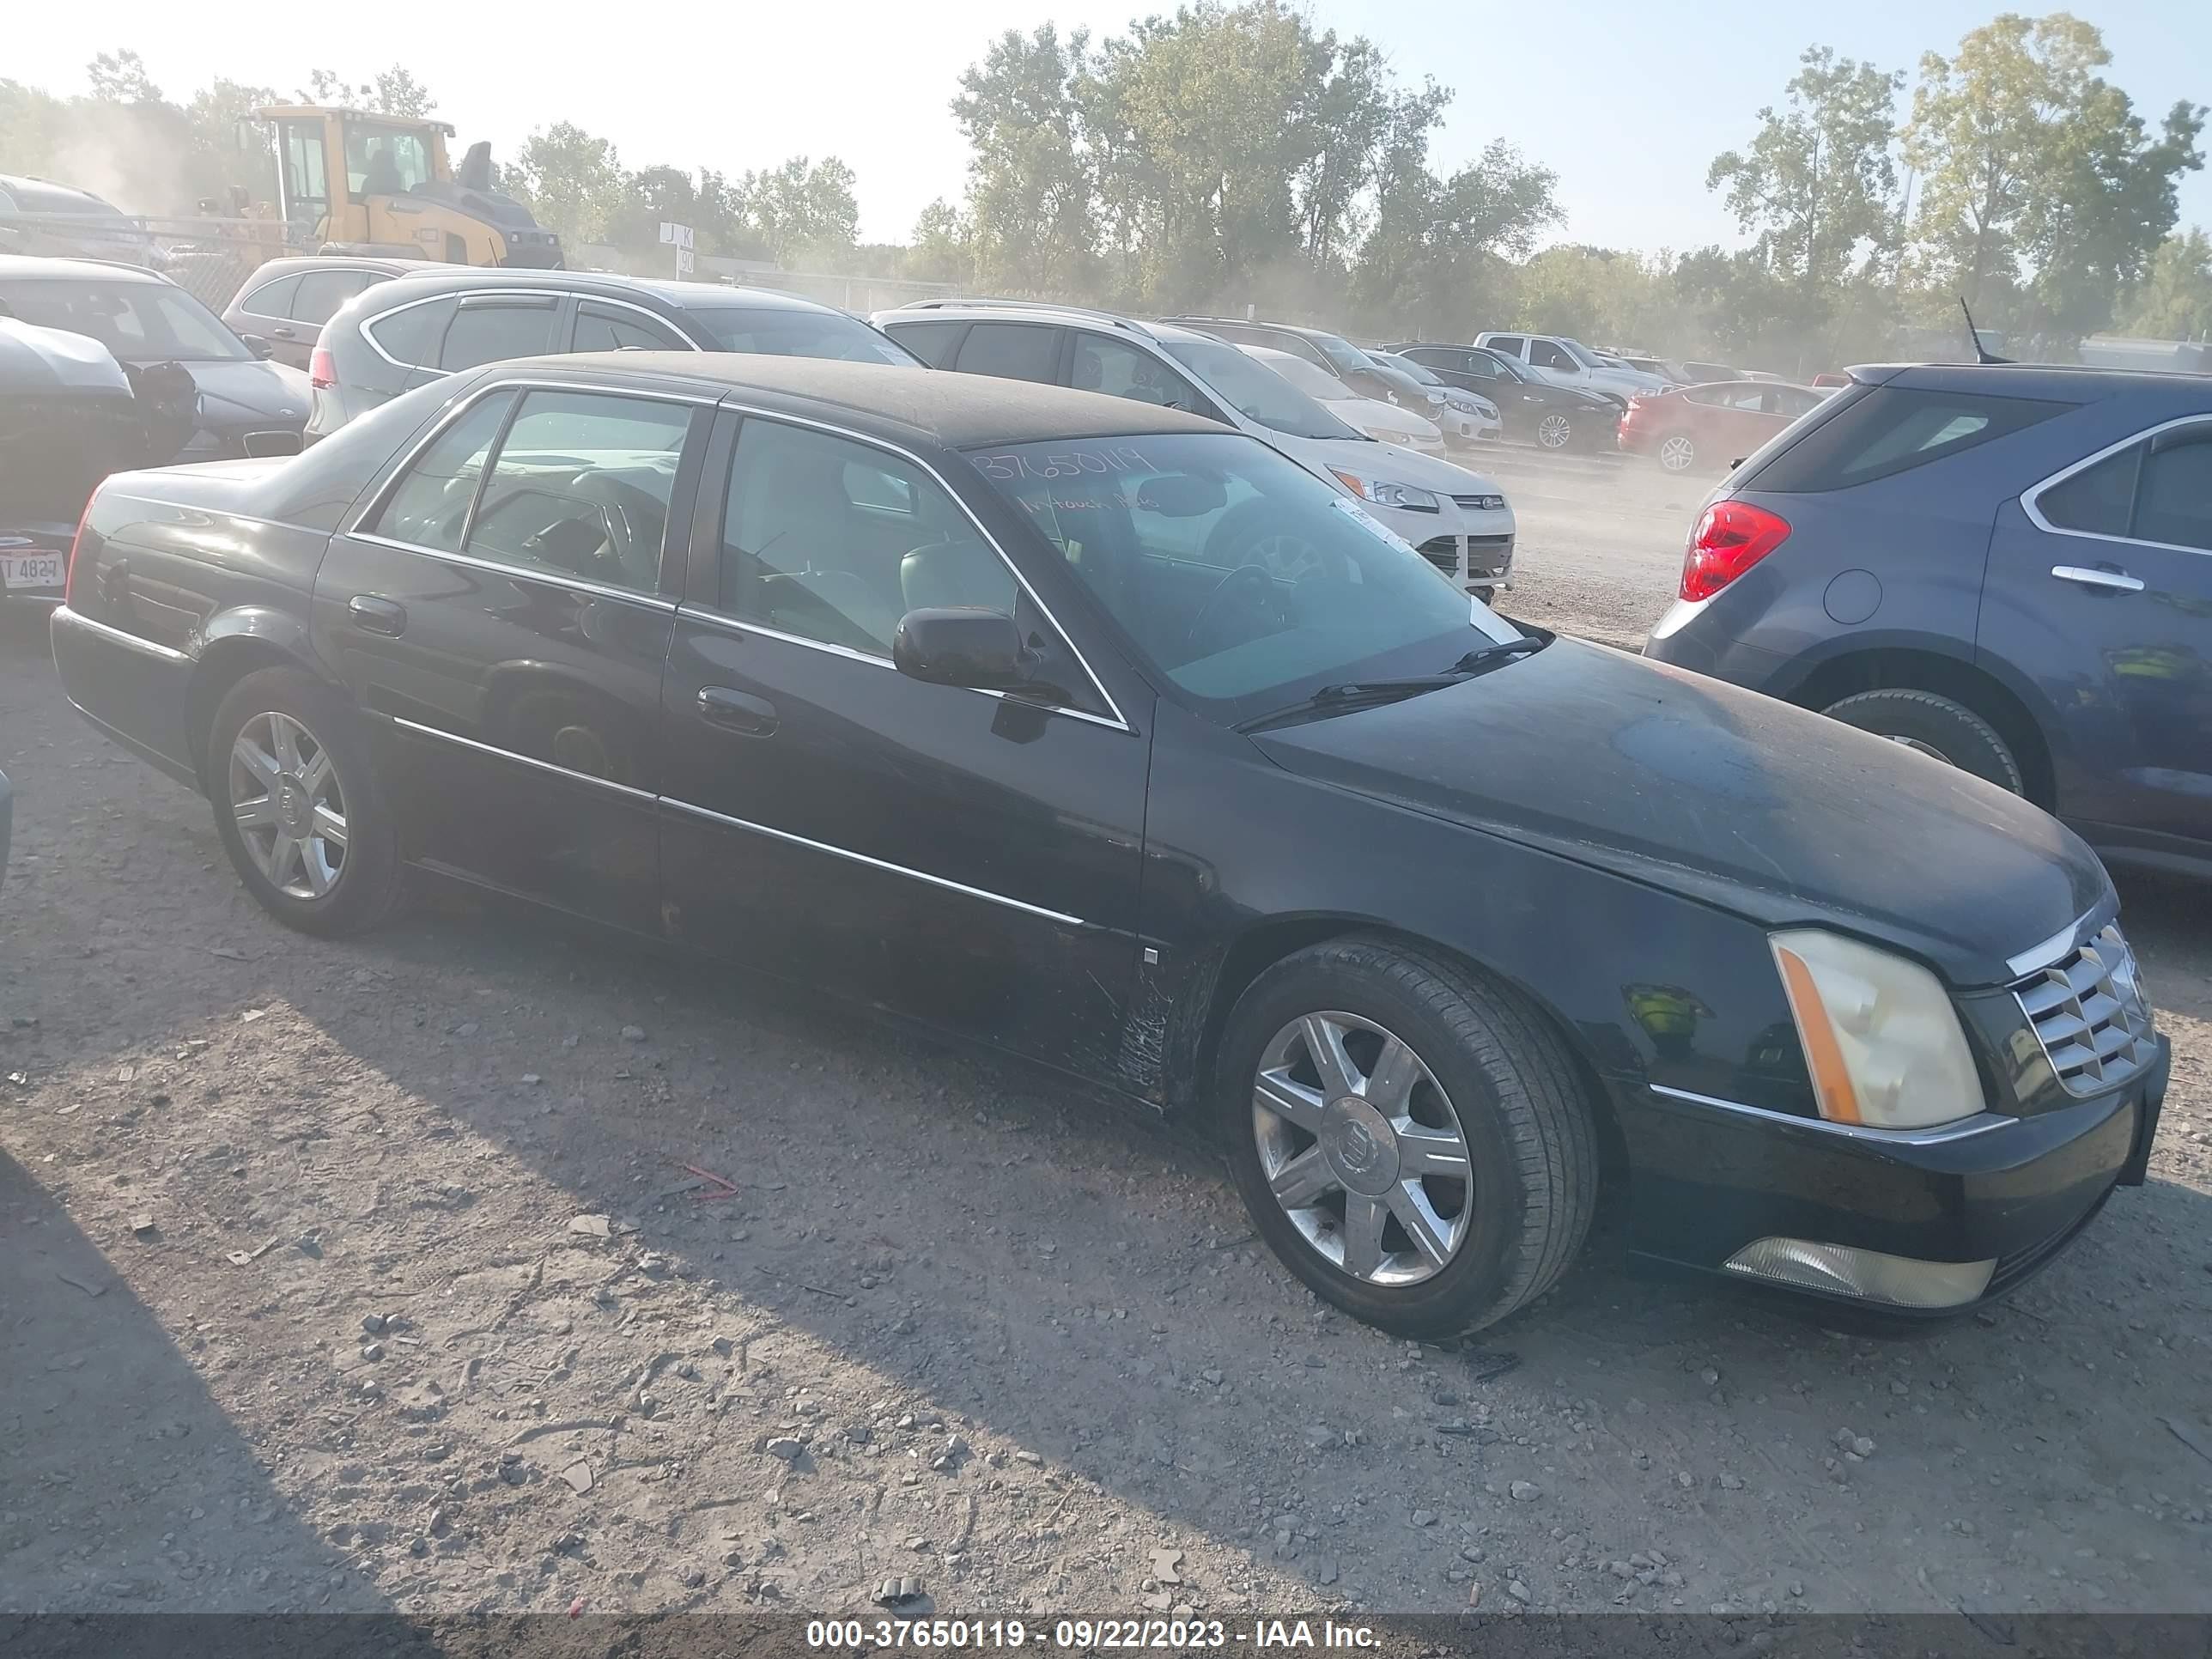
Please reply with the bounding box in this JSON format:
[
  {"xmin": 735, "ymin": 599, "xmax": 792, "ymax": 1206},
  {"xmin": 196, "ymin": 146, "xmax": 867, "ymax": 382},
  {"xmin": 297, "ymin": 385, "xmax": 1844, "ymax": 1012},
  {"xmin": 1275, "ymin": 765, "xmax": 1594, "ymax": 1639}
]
[
  {"xmin": 6, "ymin": 625, "xmax": 2209, "ymax": 1614},
  {"xmin": 0, "ymin": 1146, "xmax": 392, "ymax": 1613}
]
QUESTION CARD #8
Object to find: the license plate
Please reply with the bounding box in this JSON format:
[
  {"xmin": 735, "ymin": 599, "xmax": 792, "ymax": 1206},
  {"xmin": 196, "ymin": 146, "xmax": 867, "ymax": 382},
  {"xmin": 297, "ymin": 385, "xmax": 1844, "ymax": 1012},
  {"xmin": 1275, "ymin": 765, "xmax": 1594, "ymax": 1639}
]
[{"xmin": 1, "ymin": 552, "xmax": 64, "ymax": 591}]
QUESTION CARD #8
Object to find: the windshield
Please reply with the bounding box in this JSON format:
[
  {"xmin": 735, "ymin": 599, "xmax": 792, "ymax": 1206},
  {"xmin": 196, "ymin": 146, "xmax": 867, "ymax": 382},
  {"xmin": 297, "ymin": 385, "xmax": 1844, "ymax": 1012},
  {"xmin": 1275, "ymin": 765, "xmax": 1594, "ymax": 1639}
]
[
  {"xmin": 967, "ymin": 432, "xmax": 1516, "ymax": 725},
  {"xmin": 0, "ymin": 279, "xmax": 249, "ymax": 362},
  {"xmin": 1560, "ymin": 337, "xmax": 1608, "ymax": 370},
  {"xmin": 1305, "ymin": 331, "xmax": 1373, "ymax": 375},
  {"xmin": 1261, "ymin": 352, "xmax": 1358, "ymax": 402},
  {"xmin": 1374, "ymin": 352, "xmax": 1443, "ymax": 387},
  {"xmin": 1161, "ymin": 337, "xmax": 1364, "ymax": 441},
  {"xmin": 688, "ymin": 306, "xmax": 914, "ymax": 363}
]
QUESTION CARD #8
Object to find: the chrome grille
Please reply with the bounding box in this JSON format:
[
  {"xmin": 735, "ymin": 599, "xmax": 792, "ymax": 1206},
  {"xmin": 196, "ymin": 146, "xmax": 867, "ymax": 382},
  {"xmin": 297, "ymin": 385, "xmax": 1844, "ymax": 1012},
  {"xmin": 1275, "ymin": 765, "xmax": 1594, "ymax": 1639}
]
[
  {"xmin": 2015, "ymin": 924, "xmax": 2155, "ymax": 1096},
  {"xmin": 1415, "ymin": 536, "xmax": 1462, "ymax": 576},
  {"xmin": 1450, "ymin": 493, "xmax": 1505, "ymax": 512}
]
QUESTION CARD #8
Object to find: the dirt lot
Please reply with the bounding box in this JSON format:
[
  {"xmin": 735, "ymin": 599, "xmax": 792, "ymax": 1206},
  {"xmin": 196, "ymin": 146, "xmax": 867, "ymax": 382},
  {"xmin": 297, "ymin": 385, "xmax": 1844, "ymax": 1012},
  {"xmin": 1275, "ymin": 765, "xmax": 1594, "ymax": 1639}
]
[{"xmin": 3, "ymin": 458, "xmax": 2209, "ymax": 1622}]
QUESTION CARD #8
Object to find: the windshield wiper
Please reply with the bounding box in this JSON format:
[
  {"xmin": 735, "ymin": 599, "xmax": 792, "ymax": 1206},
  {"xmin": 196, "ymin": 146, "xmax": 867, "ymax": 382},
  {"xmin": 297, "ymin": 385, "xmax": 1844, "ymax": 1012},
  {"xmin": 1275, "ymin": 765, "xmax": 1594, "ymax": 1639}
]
[{"xmin": 1234, "ymin": 636, "xmax": 1545, "ymax": 732}]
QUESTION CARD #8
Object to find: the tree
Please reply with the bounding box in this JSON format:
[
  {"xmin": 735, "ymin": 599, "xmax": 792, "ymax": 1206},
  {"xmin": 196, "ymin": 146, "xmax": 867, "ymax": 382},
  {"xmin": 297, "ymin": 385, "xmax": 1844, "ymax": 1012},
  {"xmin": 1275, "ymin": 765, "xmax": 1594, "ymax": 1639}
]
[
  {"xmin": 734, "ymin": 156, "xmax": 860, "ymax": 265},
  {"xmin": 508, "ymin": 121, "xmax": 627, "ymax": 246},
  {"xmin": 86, "ymin": 50, "xmax": 161, "ymax": 105},
  {"xmin": 1904, "ymin": 12, "xmax": 2205, "ymax": 345},
  {"xmin": 2117, "ymin": 228, "xmax": 2212, "ymax": 339},
  {"xmin": 905, "ymin": 198, "xmax": 975, "ymax": 284},
  {"xmin": 951, "ymin": 23, "xmax": 1099, "ymax": 295},
  {"xmin": 369, "ymin": 66, "xmax": 436, "ymax": 118},
  {"xmin": 1706, "ymin": 46, "xmax": 1905, "ymax": 301}
]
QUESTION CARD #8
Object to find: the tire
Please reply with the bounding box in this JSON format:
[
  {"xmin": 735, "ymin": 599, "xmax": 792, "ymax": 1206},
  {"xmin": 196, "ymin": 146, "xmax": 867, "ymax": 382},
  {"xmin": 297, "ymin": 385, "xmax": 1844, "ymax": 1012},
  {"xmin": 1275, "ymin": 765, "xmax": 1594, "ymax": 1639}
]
[
  {"xmin": 1534, "ymin": 411, "xmax": 1573, "ymax": 451},
  {"xmin": 1215, "ymin": 936, "xmax": 1598, "ymax": 1339},
  {"xmin": 208, "ymin": 667, "xmax": 401, "ymax": 936},
  {"xmin": 1656, "ymin": 432, "xmax": 1697, "ymax": 473},
  {"xmin": 1820, "ymin": 689, "xmax": 2024, "ymax": 793}
]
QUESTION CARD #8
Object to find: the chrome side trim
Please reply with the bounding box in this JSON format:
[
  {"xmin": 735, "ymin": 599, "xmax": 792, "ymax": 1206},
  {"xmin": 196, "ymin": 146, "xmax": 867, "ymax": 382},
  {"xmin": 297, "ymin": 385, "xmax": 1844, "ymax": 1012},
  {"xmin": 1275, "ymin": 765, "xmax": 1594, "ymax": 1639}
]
[
  {"xmin": 716, "ymin": 400, "xmax": 1133, "ymax": 732},
  {"xmin": 675, "ymin": 605, "xmax": 1133, "ymax": 729},
  {"xmin": 386, "ymin": 716, "xmax": 659, "ymax": 805},
  {"xmin": 2007, "ymin": 916, "xmax": 2087, "ymax": 980},
  {"xmin": 661, "ymin": 794, "xmax": 1089, "ymax": 928},
  {"xmin": 52, "ymin": 605, "xmax": 191, "ymax": 664},
  {"xmin": 2020, "ymin": 413, "xmax": 2212, "ymax": 557},
  {"xmin": 1647, "ymin": 1083, "xmax": 2017, "ymax": 1146},
  {"xmin": 347, "ymin": 533, "xmax": 680, "ymax": 611},
  {"xmin": 361, "ymin": 288, "xmax": 705, "ymax": 372}
]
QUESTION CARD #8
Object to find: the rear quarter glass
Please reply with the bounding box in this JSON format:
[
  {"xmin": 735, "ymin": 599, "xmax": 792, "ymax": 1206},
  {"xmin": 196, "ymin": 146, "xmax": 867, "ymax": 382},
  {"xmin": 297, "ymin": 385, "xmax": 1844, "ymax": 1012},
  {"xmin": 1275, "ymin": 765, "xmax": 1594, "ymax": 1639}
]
[{"xmin": 1740, "ymin": 384, "xmax": 2068, "ymax": 494}]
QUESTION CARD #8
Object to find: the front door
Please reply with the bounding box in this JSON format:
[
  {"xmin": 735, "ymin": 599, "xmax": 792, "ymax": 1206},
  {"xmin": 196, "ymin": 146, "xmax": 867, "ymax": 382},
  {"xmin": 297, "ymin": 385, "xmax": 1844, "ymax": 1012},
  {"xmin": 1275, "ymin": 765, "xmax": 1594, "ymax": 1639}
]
[
  {"xmin": 1987, "ymin": 417, "xmax": 2212, "ymax": 850},
  {"xmin": 313, "ymin": 378, "xmax": 709, "ymax": 930},
  {"xmin": 657, "ymin": 409, "xmax": 1151, "ymax": 1070}
]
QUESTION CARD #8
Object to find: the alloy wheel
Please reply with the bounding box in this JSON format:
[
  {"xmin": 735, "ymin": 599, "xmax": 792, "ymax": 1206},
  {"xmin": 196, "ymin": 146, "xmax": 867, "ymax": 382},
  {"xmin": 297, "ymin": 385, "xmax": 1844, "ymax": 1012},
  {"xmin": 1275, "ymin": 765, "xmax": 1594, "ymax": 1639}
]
[
  {"xmin": 228, "ymin": 710, "xmax": 349, "ymax": 900},
  {"xmin": 1658, "ymin": 434, "xmax": 1697, "ymax": 472},
  {"xmin": 1535, "ymin": 412, "xmax": 1572, "ymax": 449},
  {"xmin": 1250, "ymin": 1011, "xmax": 1473, "ymax": 1286}
]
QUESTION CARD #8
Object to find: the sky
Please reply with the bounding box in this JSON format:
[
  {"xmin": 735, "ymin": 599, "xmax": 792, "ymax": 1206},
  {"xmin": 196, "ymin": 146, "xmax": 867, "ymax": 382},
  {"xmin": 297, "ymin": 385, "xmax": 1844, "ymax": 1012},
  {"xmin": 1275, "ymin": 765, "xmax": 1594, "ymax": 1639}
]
[{"xmin": 10, "ymin": 0, "xmax": 2210, "ymax": 252}]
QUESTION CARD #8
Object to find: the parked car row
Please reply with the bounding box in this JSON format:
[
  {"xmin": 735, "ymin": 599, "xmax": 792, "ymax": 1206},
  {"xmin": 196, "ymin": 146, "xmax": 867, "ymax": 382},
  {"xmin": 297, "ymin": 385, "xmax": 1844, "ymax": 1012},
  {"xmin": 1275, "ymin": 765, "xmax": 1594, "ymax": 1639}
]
[{"xmin": 48, "ymin": 341, "xmax": 2170, "ymax": 1342}]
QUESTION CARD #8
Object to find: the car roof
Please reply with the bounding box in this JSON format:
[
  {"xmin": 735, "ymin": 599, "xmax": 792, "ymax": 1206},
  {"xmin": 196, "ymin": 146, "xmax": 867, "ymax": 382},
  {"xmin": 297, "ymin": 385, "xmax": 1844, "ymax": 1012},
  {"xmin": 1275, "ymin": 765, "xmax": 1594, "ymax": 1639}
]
[
  {"xmin": 1164, "ymin": 315, "xmax": 1353, "ymax": 344},
  {"xmin": 878, "ymin": 299, "xmax": 1160, "ymax": 335},
  {"xmin": 359, "ymin": 265, "xmax": 845, "ymax": 315},
  {"xmin": 0, "ymin": 176, "xmax": 123, "ymax": 212},
  {"xmin": 489, "ymin": 353, "xmax": 1230, "ymax": 448},
  {"xmin": 240, "ymin": 254, "xmax": 420, "ymax": 280},
  {"xmin": 0, "ymin": 254, "xmax": 168, "ymax": 284},
  {"xmin": 1853, "ymin": 360, "xmax": 2212, "ymax": 400}
]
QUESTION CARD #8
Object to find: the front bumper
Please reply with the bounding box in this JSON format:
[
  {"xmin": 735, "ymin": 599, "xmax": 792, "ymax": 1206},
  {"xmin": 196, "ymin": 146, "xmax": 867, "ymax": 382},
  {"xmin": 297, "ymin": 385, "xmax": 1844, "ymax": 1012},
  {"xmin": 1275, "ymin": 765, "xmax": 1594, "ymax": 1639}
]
[
  {"xmin": 1409, "ymin": 510, "xmax": 1516, "ymax": 593},
  {"xmin": 1614, "ymin": 1034, "xmax": 2167, "ymax": 1313}
]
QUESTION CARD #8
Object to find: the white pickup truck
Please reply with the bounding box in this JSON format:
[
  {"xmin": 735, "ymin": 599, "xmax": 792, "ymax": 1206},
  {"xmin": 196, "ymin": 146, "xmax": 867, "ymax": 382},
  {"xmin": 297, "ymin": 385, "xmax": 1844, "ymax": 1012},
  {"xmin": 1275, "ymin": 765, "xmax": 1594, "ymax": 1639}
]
[{"xmin": 1474, "ymin": 331, "xmax": 1670, "ymax": 409}]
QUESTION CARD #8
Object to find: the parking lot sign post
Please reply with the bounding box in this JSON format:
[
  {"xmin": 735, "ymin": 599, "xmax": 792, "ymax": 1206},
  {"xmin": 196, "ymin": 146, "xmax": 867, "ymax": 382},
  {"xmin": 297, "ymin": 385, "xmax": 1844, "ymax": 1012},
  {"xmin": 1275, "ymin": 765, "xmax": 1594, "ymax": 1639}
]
[{"xmin": 659, "ymin": 220, "xmax": 694, "ymax": 277}]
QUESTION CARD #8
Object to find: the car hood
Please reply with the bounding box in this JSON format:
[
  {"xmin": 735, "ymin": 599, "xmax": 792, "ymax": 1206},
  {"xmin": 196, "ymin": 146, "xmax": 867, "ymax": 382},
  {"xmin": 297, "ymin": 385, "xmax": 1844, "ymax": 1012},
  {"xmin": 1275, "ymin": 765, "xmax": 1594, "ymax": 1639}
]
[
  {"xmin": 1297, "ymin": 435, "xmax": 1503, "ymax": 495},
  {"xmin": 167, "ymin": 358, "xmax": 311, "ymax": 429},
  {"xmin": 1252, "ymin": 640, "xmax": 2106, "ymax": 988}
]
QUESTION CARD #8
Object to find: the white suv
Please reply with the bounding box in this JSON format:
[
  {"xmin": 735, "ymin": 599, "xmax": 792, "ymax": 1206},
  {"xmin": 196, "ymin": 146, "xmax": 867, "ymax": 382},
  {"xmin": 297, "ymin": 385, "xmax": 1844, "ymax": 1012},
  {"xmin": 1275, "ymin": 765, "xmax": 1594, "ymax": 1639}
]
[
  {"xmin": 877, "ymin": 302, "xmax": 1517, "ymax": 600},
  {"xmin": 1474, "ymin": 331, "xmax": 1669, "ymax": 408}
]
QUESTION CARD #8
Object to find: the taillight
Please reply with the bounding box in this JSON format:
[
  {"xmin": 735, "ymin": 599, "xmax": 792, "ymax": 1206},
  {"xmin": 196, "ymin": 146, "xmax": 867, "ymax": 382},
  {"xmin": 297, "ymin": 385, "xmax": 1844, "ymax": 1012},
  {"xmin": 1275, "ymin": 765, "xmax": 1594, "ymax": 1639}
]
[
  {"xmin": 309, "ymin": 346, "xmax": 337, "ymax": 390},
  {"xmin": 1680, "ymin": 499, "xmax": 1790, "ymax": 602},
  {"xmin": 63, "ymin": 499, "xmax": 94, "ymax": 608}
]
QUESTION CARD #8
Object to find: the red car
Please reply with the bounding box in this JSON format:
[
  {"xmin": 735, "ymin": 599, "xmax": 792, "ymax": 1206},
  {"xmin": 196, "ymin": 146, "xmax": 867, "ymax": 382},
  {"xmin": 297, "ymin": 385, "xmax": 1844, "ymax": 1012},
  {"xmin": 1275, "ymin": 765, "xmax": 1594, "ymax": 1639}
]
[{"xmin": 1619, "ymin": 380, "xmax": 1829, "ymax": 473}]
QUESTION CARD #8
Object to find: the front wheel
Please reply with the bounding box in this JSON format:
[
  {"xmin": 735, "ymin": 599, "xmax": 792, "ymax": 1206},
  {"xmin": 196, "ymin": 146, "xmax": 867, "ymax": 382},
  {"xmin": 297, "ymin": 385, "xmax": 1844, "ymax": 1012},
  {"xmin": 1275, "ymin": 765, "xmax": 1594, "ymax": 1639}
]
[
  {"xmin": 1216, "ymin": 938, "xmax": 1598, "ymax": 1338},
  {"xmin": 209, "ymin": 667, "xmax": 400, "ymax": 935},
  {"xmin": 1534, "ymin": 411, "xmax": 1573, "ymax": 450}
]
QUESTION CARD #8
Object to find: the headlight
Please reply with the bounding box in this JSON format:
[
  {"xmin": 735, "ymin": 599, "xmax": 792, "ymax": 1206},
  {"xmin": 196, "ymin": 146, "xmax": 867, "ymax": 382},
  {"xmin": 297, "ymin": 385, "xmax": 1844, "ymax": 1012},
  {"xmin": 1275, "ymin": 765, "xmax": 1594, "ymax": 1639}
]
[
  {"xmin": 1330, "ymin": 470, "xmax": 1440, "ymax": 512},
  {"xmin": 1769, "ymin": 930, "xmax": 1984, "ymax": 1129},
  {"xmin": 1425, "ymin": 390, "xmax": 1447, "ymax": 404}
]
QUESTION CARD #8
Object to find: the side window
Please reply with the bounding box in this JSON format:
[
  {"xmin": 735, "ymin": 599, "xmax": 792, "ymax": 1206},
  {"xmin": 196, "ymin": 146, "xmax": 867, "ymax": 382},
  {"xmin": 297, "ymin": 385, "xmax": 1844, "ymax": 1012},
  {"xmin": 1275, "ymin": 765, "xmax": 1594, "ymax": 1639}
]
[
  {"xmin": 1747, "ymin": 387, "xmax": 2067, "ymax": 493},
  {"xmin": 367, "ymin": 391, "xmax": 516, "ymax": 552},
  {"xmin": 884, "ymin": 319, "xmax": 965, "ymax": 368},
  {"xmin": 439, "ymin": 299, "xmax": 558, "ymax": 371},
  {"xmin": 1769, "ymin": 386, "xmax": 1822, "ymax": 419},
  {"xmin": 367, "ymin": 295, "xmax": 458, "ymax": 368},
  {"xmin": 1528, "ymin": 340, "xmax": 1576, "ymax": 372},
  {"xmin": 953, "ymin": 323, "xmax": 1061, "ymax": 384},
  {"xmin": 1460, "ymin": 351, "xmax": 1501, "ymax": 380},
  {"xmin": 465, "ymin": 390, "xmax": 694, "ymax": 592},
  {"xmin": 240, "ymin": 273, "xmax": 301, "ymax": 320},
  {"xmin": 574, "ymin": 301, "xmax": 690, "ymax": 353},
  {"xmin": 719, "ymin": 418, "xmax": 1014, "ymax": 656},
  {"xmin": 1072, "ymin": 332, "xmax": 1205, "ymax": 413},
  {"xmin": 291, "ymin": 269, "xmax": 374, "ymax": 328},
  {"xmin": 2039, "ymin": 446, "xmax": 2142, "ymax": 538},
  {"xmin": 1486, "ymin": 336, "xmax": 1526, "ymax": 360},
  {"xmin": 2134, "ymin": 433, "xmax": 2212, "ymax": 551}
]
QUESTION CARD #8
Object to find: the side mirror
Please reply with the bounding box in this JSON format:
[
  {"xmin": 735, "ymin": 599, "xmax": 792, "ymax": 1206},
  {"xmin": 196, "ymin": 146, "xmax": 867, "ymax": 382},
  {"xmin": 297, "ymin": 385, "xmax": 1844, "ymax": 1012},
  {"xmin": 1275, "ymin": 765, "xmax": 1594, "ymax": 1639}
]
[
  {"xmin": 242, "ymin": 429, "xmax": 302, "ymax": 459},
  {"xmin": 891, "ymin": 607, "xmax": 1027, "ymax": 690},
  {"xmin": 244, "ymin": 336, "xmax": 276, "ymax": 360}
]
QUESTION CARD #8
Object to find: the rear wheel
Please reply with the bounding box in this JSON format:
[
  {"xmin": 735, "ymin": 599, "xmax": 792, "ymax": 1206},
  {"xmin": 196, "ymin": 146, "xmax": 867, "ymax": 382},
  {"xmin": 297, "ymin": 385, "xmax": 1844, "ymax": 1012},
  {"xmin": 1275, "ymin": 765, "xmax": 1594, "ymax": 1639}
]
[
  {"xmin": 1820, "ymin": 689, "xmax": 2025, "ymax": 793},
  {"xmin": 209, "ymin": 668, "xmax": 400, "ymax": 935},
  {"xmin": 1216, "ymin": 937, "xmax": 1597, "ymax": 1339},
  {"xmin": 1656, "ymin": 433, "xmax": 1698, "ymax": 472},
  {"xmin": 1534, "ymin": 411, "xmax": 1573, "ymax": 450}
]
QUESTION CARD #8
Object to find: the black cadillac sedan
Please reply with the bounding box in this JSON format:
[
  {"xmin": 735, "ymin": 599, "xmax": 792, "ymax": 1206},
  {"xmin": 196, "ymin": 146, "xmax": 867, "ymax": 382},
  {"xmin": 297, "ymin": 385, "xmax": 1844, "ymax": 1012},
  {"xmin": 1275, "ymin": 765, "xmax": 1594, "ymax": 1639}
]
[{"xmin": 51, "ymin": 356, "xmax": 2167, "ymax": 1338}]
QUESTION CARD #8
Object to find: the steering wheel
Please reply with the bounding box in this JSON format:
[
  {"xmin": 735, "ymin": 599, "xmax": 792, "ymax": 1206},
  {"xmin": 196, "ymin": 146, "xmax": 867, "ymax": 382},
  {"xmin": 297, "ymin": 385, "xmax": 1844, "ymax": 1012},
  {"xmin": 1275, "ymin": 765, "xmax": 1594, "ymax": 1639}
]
[{"xmin": 1184, "ymin": 562, "xmax": 1285, "ymax": 651}]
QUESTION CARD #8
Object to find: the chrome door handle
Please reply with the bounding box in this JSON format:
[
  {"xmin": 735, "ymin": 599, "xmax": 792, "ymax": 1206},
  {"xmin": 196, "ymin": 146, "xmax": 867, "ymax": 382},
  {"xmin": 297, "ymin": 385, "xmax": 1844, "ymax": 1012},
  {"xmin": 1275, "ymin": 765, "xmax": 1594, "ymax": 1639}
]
[
  {"xmin": 2051, "ymin": 565, "xmax": 2144, "ymax": 592},
  {"xmin": 347, "ymin": 594, "xmax": 407, "ymax": 635},
  {"xmin": 697, "ymin": 685, "xmax": 777, "ymax": 736}
]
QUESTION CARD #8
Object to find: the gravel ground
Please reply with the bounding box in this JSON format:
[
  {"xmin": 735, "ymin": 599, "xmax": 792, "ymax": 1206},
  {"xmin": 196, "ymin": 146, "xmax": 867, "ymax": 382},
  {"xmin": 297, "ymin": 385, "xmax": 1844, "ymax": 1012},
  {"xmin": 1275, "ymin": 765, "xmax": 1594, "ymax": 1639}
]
[{"xmin": 3, "ymin": 460, "xmax": 2209, "ymax": 1622}]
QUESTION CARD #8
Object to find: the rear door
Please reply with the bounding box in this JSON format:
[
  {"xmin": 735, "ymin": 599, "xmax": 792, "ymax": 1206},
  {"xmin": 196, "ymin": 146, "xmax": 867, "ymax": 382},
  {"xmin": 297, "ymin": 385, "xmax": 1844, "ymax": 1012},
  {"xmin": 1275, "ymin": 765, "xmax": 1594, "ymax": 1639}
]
[
  {"xmin": 950, "ymin": 321, "xmax": 1066, "ymax": 385},
  {"xmin": 313, "ymin": 377, "xmax": 709, "ymax": 930},
  {"xmin": 568, "ymin": 300, "xmax": 693, "ymax": 353},
  {"xmin": 657, "ymin": 407, "xmax": 1150, "ymax": 1068},
  {"xmin": 1990, "ymin": 416, "xmax": 2212, "ymax": 848}
]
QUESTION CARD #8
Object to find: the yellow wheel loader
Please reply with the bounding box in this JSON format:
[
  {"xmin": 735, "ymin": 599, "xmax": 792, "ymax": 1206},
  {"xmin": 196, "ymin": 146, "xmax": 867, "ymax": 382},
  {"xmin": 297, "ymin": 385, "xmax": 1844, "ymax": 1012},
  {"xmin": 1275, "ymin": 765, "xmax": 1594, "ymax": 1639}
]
[{"xmin": 255, "ymin": 106, "xmax": 562, "ymax": 269}]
